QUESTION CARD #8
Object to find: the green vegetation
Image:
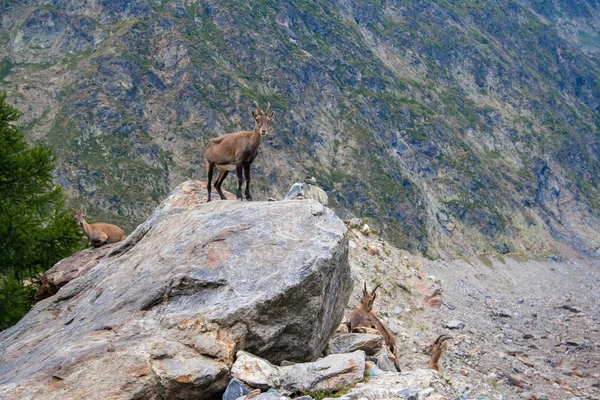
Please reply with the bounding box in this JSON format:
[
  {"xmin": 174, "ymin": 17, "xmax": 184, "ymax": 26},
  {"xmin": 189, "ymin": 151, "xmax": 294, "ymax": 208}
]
[
  {"xmin": 300, "ymin": 389, "xmax": 347, "ymax": 399},
  {"xmin": 0, "ymin": 92, "xmax": 82, "ymax": 330}
]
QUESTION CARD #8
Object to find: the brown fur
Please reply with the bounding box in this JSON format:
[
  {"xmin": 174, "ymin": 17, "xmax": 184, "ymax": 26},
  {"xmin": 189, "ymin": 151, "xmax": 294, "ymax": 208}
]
[
  {"xmin": 204, "ymin": 102, "xmax": 274, "ymax": 201},
  {"xmin": 72, "ymin": 208, "xmax": 126, "ymax": 247},
  {"xmin": 425, "ymin": 334, "xmax": 451, "ymax": 374},
  {"xmin": 346, "ymin": 283, "xmax": 401, "ymax": 371}
]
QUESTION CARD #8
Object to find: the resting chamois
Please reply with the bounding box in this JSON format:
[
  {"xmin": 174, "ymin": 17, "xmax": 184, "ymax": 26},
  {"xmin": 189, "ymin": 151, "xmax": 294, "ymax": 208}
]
[
  {"xmin": 426, "ymin": 334, "xmax": 452, "ymax": 374},
  {"xmin": 71, "ymin": 208, "xmax": 126, "ymax": 247},
  {"xmin": 346, "ymin": 283, "xmax": 401, "ymax": 371},
  {"xmin": 204, "ymin": 102, "xmax": 274, "ymax": 201}
]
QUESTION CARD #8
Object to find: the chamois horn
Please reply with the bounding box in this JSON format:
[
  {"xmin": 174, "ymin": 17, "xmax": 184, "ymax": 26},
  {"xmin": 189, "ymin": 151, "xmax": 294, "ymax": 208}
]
[{"xmin": 371, "ymin": 284, "xmax": 381, "ymax": 296}]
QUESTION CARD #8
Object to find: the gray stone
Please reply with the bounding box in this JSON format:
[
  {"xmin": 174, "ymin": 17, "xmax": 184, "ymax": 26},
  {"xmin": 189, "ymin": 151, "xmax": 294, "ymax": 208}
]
[
  {"xmin": 223, "ymin": 378, "xmax": 251, "ymax": 400},
  {"xmin": 374, "ymin": 349, "xmax": 398, "ymax": 372},
  {"xmin": 347, "ymin": 218, "xmax": 362, "ymax": 229},
  {"xmin": 327, "ymin": 333, "xmax": 383, "ymax": 356},
  {"xmin": 0, "ymin": 182, "xmax": 352, "ymax": 400},
  {"xmin": 285, "ymin": 182, "xmax": 328, "ymax": 205},
  {"xmin": 557, "ymin": 368, "xmax": 573, "ymax": 376},
  {"xmin": 232, "ymin": 350, "xmax": 366, "ymax": 395},
  {"xmin": 444, "ymin": 320, "xmax": 465, "ymax": 330},
  {"xmin": 397, "ymin": 387, "xmax": 419, "ymax": 399}
]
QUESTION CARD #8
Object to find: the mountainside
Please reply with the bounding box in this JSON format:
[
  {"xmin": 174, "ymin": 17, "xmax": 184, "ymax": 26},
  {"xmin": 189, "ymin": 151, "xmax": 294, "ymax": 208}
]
[{"xmin": 1, "ymin": 0, "xmax": 599, "ymax": 258}]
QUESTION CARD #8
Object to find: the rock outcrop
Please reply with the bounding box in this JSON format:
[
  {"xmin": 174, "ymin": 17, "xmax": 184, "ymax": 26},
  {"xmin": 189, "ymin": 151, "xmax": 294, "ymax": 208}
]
[
  {"xmin": 231, "ymin": 350, "xmax": 366, "ymax": 395},
  {"xmin": 0, "ymin": 181, "xmax": 352, "ymax": 399},
  {"xmin": 35, "ymin": 243, "xmax": 118, "ymax": 301}
]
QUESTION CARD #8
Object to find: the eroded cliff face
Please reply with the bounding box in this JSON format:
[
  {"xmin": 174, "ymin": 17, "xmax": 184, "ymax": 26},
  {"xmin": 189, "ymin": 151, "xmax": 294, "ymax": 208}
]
[{"xmin": 1, "ymin": 0, "xmax": 599, "ymax": 257}]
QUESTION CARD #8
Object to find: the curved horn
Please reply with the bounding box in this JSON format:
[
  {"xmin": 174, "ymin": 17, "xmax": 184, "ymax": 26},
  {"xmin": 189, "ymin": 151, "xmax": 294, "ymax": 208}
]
[
  {"xmin": 363, "ymin": 282, "xmax": 368, "ymax": 297},
  {"xmin": 253, "ymin": 101, "xmax": 262, "ymax": 113},
  {"xmin": 265, "ymin": 101, "xmax": 271, "ymax": 113},
  {"xmin": 434, "ymin": 334, "xmax": 452, "ymax": 345},
  {"xmin": 371, "ymin": 284, "xmax": 381, "ymax": 296}
]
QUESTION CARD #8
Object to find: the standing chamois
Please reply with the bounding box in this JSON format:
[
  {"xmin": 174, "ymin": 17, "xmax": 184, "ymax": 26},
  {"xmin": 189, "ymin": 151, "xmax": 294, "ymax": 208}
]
[
  {"xmin": 204, "ymin": 102, "xmax": 274, "ymax": 201},
  {"xmin": 72, "ymin": 207, "xmax": 126, "ymax": 247},
  {"xmin": 346, "ymin": 283, "xmax": 401, "ymax": 371},
  {"xmin": 425, "ymin": 334, "xmax": 452, "ymax": 374}
]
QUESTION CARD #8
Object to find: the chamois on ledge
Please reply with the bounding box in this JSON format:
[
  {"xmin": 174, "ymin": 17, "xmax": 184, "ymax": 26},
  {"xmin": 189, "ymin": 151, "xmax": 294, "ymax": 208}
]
[
  {"xmin": 346, "ymin": 283, "xmax": 402, "ymax": 372},
  {"xmin": 71, "ymin": 207, "xmax": 126, "ymax": 248},
  {"xmin": 204, "ymin": 101, "xmax": 274, "ymax": 202}
]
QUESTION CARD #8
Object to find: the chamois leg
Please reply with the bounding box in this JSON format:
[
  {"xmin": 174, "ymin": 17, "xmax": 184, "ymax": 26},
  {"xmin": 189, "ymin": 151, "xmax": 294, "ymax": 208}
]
[
  {"xmin": 207, "ymin": 163, "xmax": 215, "ymax": 202},
  {"xmin": 214, "ymin": 170, "xmax": 229, "ymax": 200},
  {"xmin": 243, "ymin": 164, "xmax": 252, "ymax": 201},
  {"xmin": 235, "ymin": 165, "xmax": 244, "ymax": 200}
]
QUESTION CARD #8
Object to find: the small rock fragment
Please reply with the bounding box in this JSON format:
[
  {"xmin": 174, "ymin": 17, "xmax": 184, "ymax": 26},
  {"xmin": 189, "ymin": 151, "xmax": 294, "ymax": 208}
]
[{"xmin": 444, "ymin": 320, "xmax": 465, "ymax": 330}]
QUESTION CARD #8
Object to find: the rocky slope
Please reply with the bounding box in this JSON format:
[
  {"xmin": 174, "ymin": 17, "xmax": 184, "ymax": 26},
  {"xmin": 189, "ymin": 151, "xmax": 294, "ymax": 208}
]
[
  {"xmin": 1, "ymin": 0, "xmax": 599, "ymax": 258},
  {"xmin": 343, "ymin": 220, "xmax": 600, "ymax": 399},
  {"xmin": 2, "ymin": 180, "xmax": 598, "ymax": 399}
]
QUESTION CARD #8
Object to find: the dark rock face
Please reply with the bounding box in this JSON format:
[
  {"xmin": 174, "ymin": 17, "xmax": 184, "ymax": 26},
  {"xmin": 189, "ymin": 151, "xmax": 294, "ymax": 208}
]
[{"xmin": 0, "ymin": 183, "xmax": 352, "ymax": 399}]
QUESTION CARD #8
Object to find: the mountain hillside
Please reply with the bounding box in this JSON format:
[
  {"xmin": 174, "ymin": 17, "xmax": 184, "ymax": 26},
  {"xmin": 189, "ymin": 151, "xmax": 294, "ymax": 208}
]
[{"xmin": 1, "ymin": 0, "xmax": 599, "ymax": 258}]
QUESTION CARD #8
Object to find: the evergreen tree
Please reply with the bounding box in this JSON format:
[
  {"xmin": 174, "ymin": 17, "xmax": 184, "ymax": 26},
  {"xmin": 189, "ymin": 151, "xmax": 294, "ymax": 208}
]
[{"xmin": 0, "ymin": 92, "xmax": 82, "ymax": 330}]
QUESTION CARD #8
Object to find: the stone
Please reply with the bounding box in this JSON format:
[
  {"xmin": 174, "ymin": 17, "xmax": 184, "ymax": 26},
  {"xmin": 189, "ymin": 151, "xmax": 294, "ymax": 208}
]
[
  {"xmin": 0, "ymin": 182, "xmax": 352, "ymax": 399},
  {"xmin": 223, "ymin": 378, "xmax": 251, "ymax": 400},
  {"xmin": 231, "ymin": 350, "xmax": 366, "ymax": 395},
  {"xmin": 373, "ymin": 349, "xmax": 398, "ymax": 372},
  {"xmin": 397, "ymin": 387, "xmax": 419, "ymax": 399},
  {"xmin": 347, "ymin": 218, "xmax": 362, "ymax": 229},
  {"xmin": 557, "ymin": 368, "xmax": 573, "ymax": 376},
  {"xmin": 285, "ymin": 182, "xmax": 328, "ymax": 205},
  {"xmin": 360, "ymin": 224, "xmax": 371, "ymax": 235},
  {"xmin": 517, "ymin": 355, "xmax": 534, "ymax": 368},
  {"xmin": 365, "ymin": 361, "xmax": 385, "ymax": 377},
  {"xmin": 367, "ymin": 245, "xmax": 379, "ymax": 255},
  {"xmin": 444, "ymin": 320, "xmax": 465, "ymax": 330},
  {"xmin": 35, "ymin": 243, "xmax": 118, "ymax": 301},
  {"xmin": 327, "ymin": 333, "xmax": 383, "ymax": 356},
  {"xmin": 493, "ymin": 310, "xmax": 513, "ymax": 318},
  {"xmin": 157, "ymin": 180, "xmax": 236, "ymax": 208},
  {"xmin": 508, "ymin": 374, "xmax": 525, "ymax": 388}
]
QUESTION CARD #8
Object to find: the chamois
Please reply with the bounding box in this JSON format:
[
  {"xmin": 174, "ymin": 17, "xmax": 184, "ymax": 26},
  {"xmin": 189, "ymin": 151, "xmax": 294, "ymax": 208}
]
[
  {"xmin": 346, "ymin": 283, "xmax": 401, "ymax": 371},
  {"xmin": 204, "ymin": 102, "xmax": 274, "ymax": 202},
  {"xmin": 426, "ymin": 334, "xmax": 452, "ymax": 374},
  {"xmin": 71, "ymin": 207, "xmax": 126, "ymax": 247}
]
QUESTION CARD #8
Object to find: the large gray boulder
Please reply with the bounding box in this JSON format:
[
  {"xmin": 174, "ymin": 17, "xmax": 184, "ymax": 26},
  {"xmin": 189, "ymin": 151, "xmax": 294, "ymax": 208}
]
[{"xmin": 0, "ymin": 182, "xmax": 352, "ymax": 400}]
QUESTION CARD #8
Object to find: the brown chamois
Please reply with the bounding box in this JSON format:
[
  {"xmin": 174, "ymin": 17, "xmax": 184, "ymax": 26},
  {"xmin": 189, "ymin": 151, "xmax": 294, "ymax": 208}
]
[
  {"xmin": 425, "ymin": 334, "xmax": 452, "ymax": 374},
  {"xmin": 204, "ymin": 102, "xmax": 274, "ymax": 201},
  {"xmin": 71, "ymin": 207, "xmax": 126, "ymax": 248},
  {"xmin": 346, "ymin": 283, "xmax": 401, "ymax": 371}
]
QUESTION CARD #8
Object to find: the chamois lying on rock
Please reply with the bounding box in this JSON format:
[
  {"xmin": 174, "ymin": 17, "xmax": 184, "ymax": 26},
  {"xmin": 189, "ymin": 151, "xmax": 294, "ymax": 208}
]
[
  {"xmin": 346, "ymin": 283, "xmax": 401, "ymax": 371},
  {"xmin": 72, "ymin": 208, "xmax": 126, "ymax": 248},
  {"xmin": 204, "ymin": 101, "xmax": 274, "ymax": 201},
  {"xmin": 425, "ymin": 334, "xmax": 451, "ymax": 374}
]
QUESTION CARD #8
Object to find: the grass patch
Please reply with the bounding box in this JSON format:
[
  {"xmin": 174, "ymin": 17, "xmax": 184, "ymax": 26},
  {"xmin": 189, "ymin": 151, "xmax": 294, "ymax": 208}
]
[
  {"xmin": 477, "ymin": 254, "xmax": 493, "ymax": 267},
  {"xmin": 301, "ymin": 389, "xmax": 348, "ymax": 399}
]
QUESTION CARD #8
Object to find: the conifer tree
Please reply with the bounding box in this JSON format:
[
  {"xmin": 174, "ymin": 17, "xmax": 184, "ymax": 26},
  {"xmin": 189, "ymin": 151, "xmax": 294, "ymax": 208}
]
[{"xmin": 0, "ymin": 92, "xmax": 81, "ymax": 330}]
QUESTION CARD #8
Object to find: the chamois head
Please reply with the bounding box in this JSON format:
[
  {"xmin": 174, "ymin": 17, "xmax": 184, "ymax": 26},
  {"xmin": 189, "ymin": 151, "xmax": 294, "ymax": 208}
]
[
  {"xmin": 425, "ymin": 334, "xmax": 452, "ymax": 356},
  {"xmin": 71, "ymin": 207, "xmax": 87, "ymax": 228},
  {"xmin": 251, "ymin": 101, "xmax": 274, "ymax": 137},
  {"xmin": 359, "ymin": 282, "xmax": 380, "ymax": 312}
]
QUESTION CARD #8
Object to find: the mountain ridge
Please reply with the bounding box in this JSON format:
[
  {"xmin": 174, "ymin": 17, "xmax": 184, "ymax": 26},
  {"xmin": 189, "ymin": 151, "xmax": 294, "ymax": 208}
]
[{"xmin": 1, "ymin": 0, "xmax": 599, "ymax": 258}]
